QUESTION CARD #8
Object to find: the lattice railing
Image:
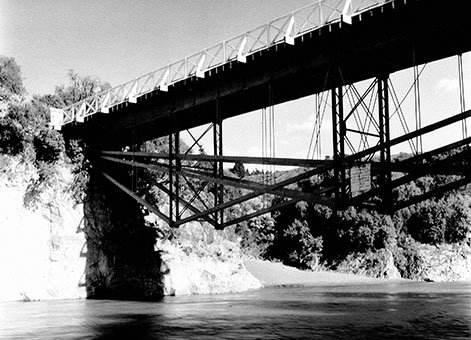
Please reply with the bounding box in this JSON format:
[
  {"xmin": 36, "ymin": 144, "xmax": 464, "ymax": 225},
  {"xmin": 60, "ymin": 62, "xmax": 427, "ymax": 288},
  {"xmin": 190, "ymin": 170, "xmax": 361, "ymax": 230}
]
[{"xmin": 50, "ymin": 0, "xmax": 390, "ymax": 129}]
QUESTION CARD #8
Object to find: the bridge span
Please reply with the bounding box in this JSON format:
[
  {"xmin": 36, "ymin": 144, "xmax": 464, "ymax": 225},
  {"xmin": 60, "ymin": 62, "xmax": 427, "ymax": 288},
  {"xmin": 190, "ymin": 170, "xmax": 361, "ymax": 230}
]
[{"xmin": 53, "ymin": 0, "xmax": 471, "ymax": 228}]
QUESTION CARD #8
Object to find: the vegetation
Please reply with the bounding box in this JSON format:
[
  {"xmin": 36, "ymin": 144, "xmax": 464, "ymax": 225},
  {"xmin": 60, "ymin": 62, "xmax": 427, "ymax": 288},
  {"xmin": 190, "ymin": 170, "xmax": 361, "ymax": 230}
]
[
  {"xmin": 225, "ymin": 167, "xmax": 471, "ymax": 278},
  {"xmin": 0, "ymin": 56, "xmax": 108, "ymax": 206}
]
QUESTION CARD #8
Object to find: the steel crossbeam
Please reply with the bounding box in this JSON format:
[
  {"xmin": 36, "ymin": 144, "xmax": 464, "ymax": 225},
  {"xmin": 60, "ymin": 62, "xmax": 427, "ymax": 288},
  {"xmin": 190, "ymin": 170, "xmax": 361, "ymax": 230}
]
[
  {"xmin": 100, "ymin": 151, "xmax": 335, "ymax": 168},
  {"xmin": 100, "ymin": 156, "xmax": 334, "ymax": 206}
]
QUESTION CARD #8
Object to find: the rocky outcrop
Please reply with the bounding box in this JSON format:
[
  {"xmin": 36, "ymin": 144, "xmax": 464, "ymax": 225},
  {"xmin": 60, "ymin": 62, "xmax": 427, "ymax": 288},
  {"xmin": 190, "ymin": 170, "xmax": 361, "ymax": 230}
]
[
  {"xmin": 334, "ymin": 249, "xmax": 402, "ymax": 279},
  {"xmin": 417, "ymin": 243, "xmax": 471, "ymax": 282},
  {"xmin": 157, "ymin": 223, "xmax": 261, "ymax": 295},
  {"xmin": 0, "ymin": 156, "xmax": 86, "ymax": 301},
  {"xmin": 329, "ymin": 244, "xmax": 471, "ymax": 282}
]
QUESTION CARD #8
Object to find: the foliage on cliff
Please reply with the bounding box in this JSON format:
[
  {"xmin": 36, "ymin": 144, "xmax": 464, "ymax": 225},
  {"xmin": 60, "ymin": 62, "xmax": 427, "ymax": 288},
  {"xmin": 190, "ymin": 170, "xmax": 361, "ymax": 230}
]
[{"xmin": 0, "ymin": 56, "xmax": 110, "ymax": 206}]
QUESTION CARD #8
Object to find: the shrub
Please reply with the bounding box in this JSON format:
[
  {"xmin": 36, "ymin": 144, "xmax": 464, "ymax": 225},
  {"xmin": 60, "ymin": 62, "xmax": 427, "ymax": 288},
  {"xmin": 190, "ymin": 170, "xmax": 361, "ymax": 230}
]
[
  {"xmin": 444, "ymin": 195, "xmax": 471, "ymax": 244},
  {"xmin": 0, "ymin": 118, "xmax": 24, "ymax": 155},
  {"xmin": 33, "ymin": 129, "xmax": 65, "ymax": 163},
  {"xmin": 268, "ymin": 218, "xmax": 323, "ymax": 269},
  {"xmin": 66, "ymin": 139, "xmax": 91, "ymax": 204},
  {"xmin": 335, "ymin": 207, "xmax": 396, "ymax": 255},
  {"xmin": 235, "ymin": 215, "xmax": 275, "ymax": 257},
  {"xmin": 407, "ymin": 196, "xmax": 471, "ymax": 245},
  {"xmin": 407, "ymin": 200, "xmax": 447, "ymax": 244},
  {"xmin": 393, "ymin": 235, "xmax": 425, "ymax": 279},
  {"xmin": 23, "ymin": 161, "xmax": 59, "ymax": 209}
]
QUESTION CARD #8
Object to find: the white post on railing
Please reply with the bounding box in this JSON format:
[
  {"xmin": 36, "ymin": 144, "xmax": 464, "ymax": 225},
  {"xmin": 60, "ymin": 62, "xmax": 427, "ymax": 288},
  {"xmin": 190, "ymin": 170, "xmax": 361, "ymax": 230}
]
[
  {"xmin": 237, "ymin": 35, "xmax": 247, "ymax": 63},
  {"xmin": 49, "ymin": 108, "xmax": 64, "ymax": 130},
  {"xmin": 159, "ymin": 68, "xmax": 170, "ymax": 92},
  {"xmin": 196, "ymin": 53, "xmax": 206, "ymax": 78},
  {"xmin": 341, "ymin": 0, "xmax": 353, "ymax": 24},
  {"xmin": 128, "ymin": 81, "xmax": 138, "ymax": 103},
  {"xmin": 285, "ymin": 16, "xmax": 295, "ymax": 45},
  {"xmin": 101, "ymin": 92, "xmax": 111, "ymax": 113},
  {"xmin": 76, "ymin": 102, "xmax": 86, "ymax": 123}
]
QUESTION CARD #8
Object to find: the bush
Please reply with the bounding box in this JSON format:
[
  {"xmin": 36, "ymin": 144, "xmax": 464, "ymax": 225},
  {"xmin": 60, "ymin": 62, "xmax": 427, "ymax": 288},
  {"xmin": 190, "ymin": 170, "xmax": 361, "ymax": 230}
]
[
  {"xmin": 407, "ymin": 196, "xmax": 471, "ymax": 245},
  {"xmin": 66, "ymin": 139, "xmax": 91, "ymax": 204},
  {"xmin": 268, "ymin": 218, "xmax": 323, "ymax": 269},
  {"xmin": 0, "ymin": 118, "xmax": 24, "ymax": 155},
  {"xmin": 335, "ymin": 207, "xmax": 396, "ymax": 255},
  {"xmin": 235, "ymin": 215, "xmax": 275, "ymax": 257},
  {"xmin": 393, "ymin": 235, "xmax": 425, "ymax": 279},
  {"xmin": 23, "ymin": 161, "xmax": 59, "ymax": 209},
  {"xmin": 444, "ymin": 195, "xmax": 471, "ymax": 244},
  {"xmin": 407, "ymin": 201, "xmax": 447, "ymax": 244},
  {"xmin": 33, "ymin": 129, "xmax": 65, "ymax": 163}
]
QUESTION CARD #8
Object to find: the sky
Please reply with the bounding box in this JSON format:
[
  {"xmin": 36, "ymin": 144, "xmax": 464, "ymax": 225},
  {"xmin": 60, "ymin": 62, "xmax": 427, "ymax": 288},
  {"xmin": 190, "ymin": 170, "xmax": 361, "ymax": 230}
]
[{"xmin": 1, "ymin": 0, "xmax": 471, "ymax": 168}]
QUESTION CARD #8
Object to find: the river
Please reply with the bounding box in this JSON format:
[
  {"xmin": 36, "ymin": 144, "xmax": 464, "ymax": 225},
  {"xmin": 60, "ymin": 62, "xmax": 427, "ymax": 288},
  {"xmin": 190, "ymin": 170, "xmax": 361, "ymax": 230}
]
[{"xmin": 1, "ymin": 282, "xmax": 470, "ymax": 339}]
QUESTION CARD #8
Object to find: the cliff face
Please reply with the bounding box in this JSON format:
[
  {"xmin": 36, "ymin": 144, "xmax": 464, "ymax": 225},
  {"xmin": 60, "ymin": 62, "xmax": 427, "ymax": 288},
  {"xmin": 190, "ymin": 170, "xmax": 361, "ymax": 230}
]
[
  {"xmin": 0, "ymin": 156, "xmax": 261, "ymax": 301},
  {"xmin": 0, "ymin": 156, "xmax": 263, "ymax": 302},
  {"xmin": 0, "ymin": 156, "xmax": 86, "ymax": 301}
]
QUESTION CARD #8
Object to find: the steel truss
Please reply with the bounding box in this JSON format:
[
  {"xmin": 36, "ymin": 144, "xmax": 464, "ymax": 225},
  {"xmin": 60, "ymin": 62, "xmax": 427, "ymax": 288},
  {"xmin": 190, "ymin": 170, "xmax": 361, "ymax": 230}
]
[
  {"xmin": 100, "ymin": 107, "xmax": 471, "ymax": 228},
  {"xmin": 99, "ymin": 55, "xmax": 471, "ymax": 228}
]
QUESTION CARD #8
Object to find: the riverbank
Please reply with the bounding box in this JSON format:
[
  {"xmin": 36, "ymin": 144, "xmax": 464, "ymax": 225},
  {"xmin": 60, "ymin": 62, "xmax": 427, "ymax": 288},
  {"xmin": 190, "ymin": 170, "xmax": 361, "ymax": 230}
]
[{"xmin": 244, "ymin": 259, "xmax": 405, "ymax": 287}]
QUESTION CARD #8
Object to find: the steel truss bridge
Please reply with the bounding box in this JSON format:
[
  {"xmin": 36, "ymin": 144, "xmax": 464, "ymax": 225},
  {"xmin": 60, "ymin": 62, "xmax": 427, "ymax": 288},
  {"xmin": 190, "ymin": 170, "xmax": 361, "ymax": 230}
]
[{"xmin": 54, "ymin": 0, "xmax": 471, "ymax": 228}]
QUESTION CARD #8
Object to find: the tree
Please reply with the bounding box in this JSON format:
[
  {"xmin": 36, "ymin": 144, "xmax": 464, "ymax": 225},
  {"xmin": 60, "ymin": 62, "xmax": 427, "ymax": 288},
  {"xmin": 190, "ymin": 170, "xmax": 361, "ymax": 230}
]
[
  {"xmin": 407, "ymin": 195, "xmax": 471, "ymax": 245},
  {"xmin": 0, "ymin": 55, "xmax": 25, "ymax": 100},
  {"xmin": 0, "ymin": 56, "xmax": 30, "ymax": 156},
  {"xmin": 54, "ymin": 70, "xmax": 111, "ymax": 107},
  {"xmin": 230, "ymin": 160, "xmax": 246, "ymax": 178}
]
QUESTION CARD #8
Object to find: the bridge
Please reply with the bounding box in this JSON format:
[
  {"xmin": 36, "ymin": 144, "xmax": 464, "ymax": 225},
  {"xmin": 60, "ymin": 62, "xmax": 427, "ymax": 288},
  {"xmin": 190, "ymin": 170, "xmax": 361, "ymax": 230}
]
[{"xmin": 52, "ymin": 0, "xmax": 471, "ymax": 229}]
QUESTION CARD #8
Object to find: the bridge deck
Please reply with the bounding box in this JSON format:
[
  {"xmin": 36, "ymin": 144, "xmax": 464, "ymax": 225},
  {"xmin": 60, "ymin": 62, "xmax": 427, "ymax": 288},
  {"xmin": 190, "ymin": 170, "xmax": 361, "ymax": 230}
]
[{"xmin": 63, "ymin": 0, "xmax": 471, "ymax": 147}]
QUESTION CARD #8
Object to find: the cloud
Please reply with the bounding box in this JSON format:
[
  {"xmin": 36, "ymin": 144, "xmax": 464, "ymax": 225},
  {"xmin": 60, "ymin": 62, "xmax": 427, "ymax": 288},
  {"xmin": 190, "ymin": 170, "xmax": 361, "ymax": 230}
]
[
  {"xmin": 436, "ymin": 77, "xmax": 459, "ymax": 93},
  {"xmin": 285, "ymin": 115, "xmax": 331, "ymax": 134},
  {"xmin": 285, "ymin": 120, "xmax": 314, "ymax": 133}
]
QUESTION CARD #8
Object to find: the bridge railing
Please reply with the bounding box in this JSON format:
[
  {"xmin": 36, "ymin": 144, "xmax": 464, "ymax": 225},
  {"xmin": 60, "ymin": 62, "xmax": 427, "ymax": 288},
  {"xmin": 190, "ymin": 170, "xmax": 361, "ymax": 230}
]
[{"xmin": 51, "ymin": 0, "xmax": 389, "ymax": 129}]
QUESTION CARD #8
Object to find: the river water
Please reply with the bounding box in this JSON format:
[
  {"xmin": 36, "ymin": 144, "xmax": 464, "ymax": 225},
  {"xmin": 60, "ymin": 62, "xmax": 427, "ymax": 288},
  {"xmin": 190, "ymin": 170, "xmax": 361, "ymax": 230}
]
[{"xmin": 1, "ymin": 282, "xmax": 470, "ymax": 339}]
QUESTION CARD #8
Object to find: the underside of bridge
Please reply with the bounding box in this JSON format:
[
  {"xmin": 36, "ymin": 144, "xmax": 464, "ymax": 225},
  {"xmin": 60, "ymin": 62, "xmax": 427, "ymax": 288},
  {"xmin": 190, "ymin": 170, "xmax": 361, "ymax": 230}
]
[{"xmin": 61, "ymin": 0, "xmax": 471, "ymax": 229}]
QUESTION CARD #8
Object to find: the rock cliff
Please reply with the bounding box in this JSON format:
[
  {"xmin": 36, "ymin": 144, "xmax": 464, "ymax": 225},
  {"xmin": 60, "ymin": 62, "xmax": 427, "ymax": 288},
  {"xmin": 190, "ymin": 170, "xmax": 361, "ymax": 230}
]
[{"xmin": 0, "ymin": 156, "xmax": 86, "ymax": 301}]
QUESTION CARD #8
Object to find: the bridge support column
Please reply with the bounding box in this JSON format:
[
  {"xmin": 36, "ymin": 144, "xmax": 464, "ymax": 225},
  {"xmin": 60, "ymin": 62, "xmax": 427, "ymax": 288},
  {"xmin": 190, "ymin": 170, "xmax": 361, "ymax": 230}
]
[
  {"xmin": 175, "ymin": 131, "xmax": 181, "ymax": 223},
  {"xmin": 378, "ymin": 75, "xmax": 392, "ymax": 213},
  {"xmin": 332, "ymin": 85, "xmax": 347, "ymax": 210},
  {"xmin": 213, "ymin": 100, "xmax": 224, "ymax": 227},
  {"xmin": 168, "ymin": 131, "xmax": 181, "ymax": 227},
  {"xmin": 84, "ymin": 167, "xmax": 164, "ymax": 300}
]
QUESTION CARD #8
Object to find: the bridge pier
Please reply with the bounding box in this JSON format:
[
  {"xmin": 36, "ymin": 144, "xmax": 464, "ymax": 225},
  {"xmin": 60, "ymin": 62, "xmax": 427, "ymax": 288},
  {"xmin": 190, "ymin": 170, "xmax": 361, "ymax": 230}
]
[{"xmin": 83, "ymin": 167, "xmax": 164, "ymax": 300}]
